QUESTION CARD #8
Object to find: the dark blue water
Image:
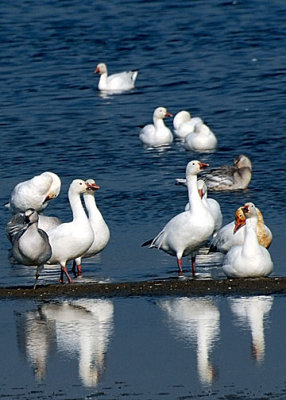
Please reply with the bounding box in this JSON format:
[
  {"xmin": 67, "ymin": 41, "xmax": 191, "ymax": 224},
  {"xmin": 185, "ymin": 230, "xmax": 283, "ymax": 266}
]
[{"xmin": 0, "ymin": 0, "xmax": 286, "ymax": 397}]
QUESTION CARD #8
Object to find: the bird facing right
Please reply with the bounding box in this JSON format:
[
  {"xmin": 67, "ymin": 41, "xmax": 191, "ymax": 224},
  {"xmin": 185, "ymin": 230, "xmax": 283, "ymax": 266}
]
[{"xmin": 142, "ymin": 160, "xmax": 215, "ymax": 277}]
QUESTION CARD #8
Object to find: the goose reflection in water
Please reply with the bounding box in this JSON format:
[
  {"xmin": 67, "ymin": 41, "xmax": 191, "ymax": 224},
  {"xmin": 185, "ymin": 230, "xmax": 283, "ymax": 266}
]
[
  {"xmin": 159, "ymin": 297, "xmax": 220, "ymax": 385},
  {"xmin": 16, "ymin": 308, "xmax": 56, "ymax": 382},
  {"xmin": 228, "ymin": 296, "xmax": 273, "ymax": 363},
  {"xmin": 16, "ymin": 299, "xmax": 114, "ymax": 387}
]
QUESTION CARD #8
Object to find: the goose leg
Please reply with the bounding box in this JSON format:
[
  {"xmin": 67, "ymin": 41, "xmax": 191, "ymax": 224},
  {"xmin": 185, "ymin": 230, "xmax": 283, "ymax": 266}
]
[
  {"xmin": 59, "ymin": 264, "xmax": 73, "ymax": 284},
  {"xmin": 177, "ymin": 258, "xmax": 183, "ymax": 276},
  {"xmin": 33, "ymin": 264, "xmax": 44, "ymax": 289},
  {"xmin": 191, "ymin": 256, "xmax": 196, "ymax": 277}
]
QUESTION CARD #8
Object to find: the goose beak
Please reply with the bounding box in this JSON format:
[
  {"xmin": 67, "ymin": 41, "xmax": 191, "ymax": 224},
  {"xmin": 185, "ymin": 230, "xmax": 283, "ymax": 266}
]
[
  {"xmin": 199, "ymin": 162, "xmax": 209, "ymax": 170},
  {"xmin": 94, "ymin": 67, "xmax": 100, "ymax": 74},
  {"xmin": 87, "ymin": 182, "xmax": 100, "ymax": 191},
  {"xmin": 165, "ymin": 111, "xmax": 173, "ymax": 118}
]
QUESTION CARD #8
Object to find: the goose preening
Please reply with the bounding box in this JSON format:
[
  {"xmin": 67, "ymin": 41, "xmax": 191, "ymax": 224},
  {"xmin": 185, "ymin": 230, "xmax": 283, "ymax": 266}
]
[
  {"xmin": 72, "ymin": 179, "xmax": 110, "ymax": 277},
  {"xmin": 222, "ymin": 202, "xmax": 273, "ymax": 278},
  {"xmin": 185, "ymin": 179, "xmax": 223, "ymax": 235},
  {"xmin": 173, "ymin": 110, "xmax": 203, "ymax": 139},
  {"xmin": 7, "ymin": 171, "xmax": 61, "ymax": 213},
  {"xmin": 8, "ymin": 208, "xmax": 52, "ymax": 289},
  {"xmin": 139, "ymin": 107, "xmax": 173, "ymax": 147},
  {"xmin": 183, "ymin": 123, "xmax": 217, "ymax": 152},
  {"xmin": 142, "ymin": 160, "xmax": 215, "ymax": 277},
  {"xmin": 176, "ymin": 155, "xmax": 252, "ymax": 191},
  {"xmin": 46, "ymin": 179, "xmax": 94, "ymax": 284},
  {"xmin": 94, "ymin": 62, "xmax": 138, "ymax": 92},
  {"xmin": 209, "ymin": 205, "xmax": 272, "ymax": 253}
]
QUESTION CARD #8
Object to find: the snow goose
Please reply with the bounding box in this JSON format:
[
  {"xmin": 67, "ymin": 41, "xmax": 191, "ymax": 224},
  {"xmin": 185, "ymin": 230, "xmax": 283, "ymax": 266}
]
[
  {"xmin": 176, "ymin": 155, "xmax": 252, "ymax": 191},
  {"xmin": 142, "ymin": 160, "xmax": 215, "ymax": 276},
  {"xmin": 222, "ymin": 202, "xmax": 273, "ymax": 278},
  {"xmin": 94, "ymin": 62, "xmax": 138, "ymax": 92},
  {"xmin": 46, "ymin": 179, "xmax": 94, "ymax": 284},
  {"xmin": 7, "ymin": 171, "xmax": 61, "ymax": 213},
  {"xmin": 173, "ymin": 110, "xmax": 203, "ymax": 139},
  {"xmin": 209, "ymin": 206, "xmax": 272, "ymax": 253},
  {"xmin": 159, "ymin": 297, "xmax": 220, "ymax": 385},
  {"xmin": 184, "ymin": 123, "xmax": 217, "ymax": 152},
  {"xmin": 72, "ymin": 179, "xmax": 110, "ymax": 277},
  {"xmin": 9, "ymin": 208, "xmax": 52, "ymax": 288},
  {"xmin": 185, "ymin": 179, "xmax": 222, "ymax": 234},
  {"xmin": 139, "ymin": 107, "xmax": 173, "ymax": 147}
]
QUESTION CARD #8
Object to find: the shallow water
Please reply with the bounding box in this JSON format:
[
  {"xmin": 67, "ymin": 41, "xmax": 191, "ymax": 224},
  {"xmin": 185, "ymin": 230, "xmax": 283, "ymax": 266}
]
[
  {"xmin": 1, "ymin": 0, "xmax": 286, "ymax": 397},
  {"xmin": 1, "ymin": 295, "xmax": 286, "ymax": 399}
]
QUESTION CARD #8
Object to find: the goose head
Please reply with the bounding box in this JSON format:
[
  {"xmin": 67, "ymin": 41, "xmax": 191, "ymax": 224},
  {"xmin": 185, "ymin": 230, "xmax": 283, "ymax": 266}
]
[
  {"xmin": 94, "ymin": 63, "xmax": 107, "ymax": 75},
  {"xmin": 186, "ymin": 160, "xmax": 209, "ymax": 178},
  {"xmin": 173, "ymin": 110, "xmax": 191, "ymax": 129},
  {"xmin": 24, "ymin": 208, "xmax": 39, "ymax": 225},
  {"xmin": 85, "ymin": 179, "xmax": 100, "ymax": 194},
  {"xmin": 153, "ymin": 107, "xmax": 173, "ymax": 120},
  {"xmin": 233, "ymin": 206, "xmax": 246, "ymax": 233},
  {"xmin": 242, "ymin": 202, "xmax": 257, "ymax": 218},
  {"xmin": 234, "ymin": 154, "xmax": 252, "ymax": 170},
  {"xmin": 69, "ymin": 179, "xmax": 90, "ymax": 195}
]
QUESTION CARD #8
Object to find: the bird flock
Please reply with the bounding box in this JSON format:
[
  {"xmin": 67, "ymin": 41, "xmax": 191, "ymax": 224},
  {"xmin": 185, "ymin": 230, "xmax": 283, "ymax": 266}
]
[{"xmin": 4, "ymin": 62, "xmax": 274, "ymax": 287}]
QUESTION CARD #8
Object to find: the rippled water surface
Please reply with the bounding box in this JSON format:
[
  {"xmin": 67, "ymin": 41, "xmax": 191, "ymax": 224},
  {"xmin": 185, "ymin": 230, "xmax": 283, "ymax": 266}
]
[{"xmin": 0, "ymin": 0, "xmax": 286, "ymax": 397}]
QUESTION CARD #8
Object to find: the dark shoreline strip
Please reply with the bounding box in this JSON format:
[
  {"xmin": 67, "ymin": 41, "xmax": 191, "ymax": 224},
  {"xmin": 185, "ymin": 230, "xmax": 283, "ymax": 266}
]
[{"xmin": 0, "ymin": 277, "xmax": 286, "ymax": 299}]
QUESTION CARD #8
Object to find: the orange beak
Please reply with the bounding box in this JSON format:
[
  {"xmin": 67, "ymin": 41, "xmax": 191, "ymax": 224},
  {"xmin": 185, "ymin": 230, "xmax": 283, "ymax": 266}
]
[
  {"xmin": 87, "ymin": 182, "xmax": 100, "ymax": 191},
  {"xmin": 199, "ymin": 162, "xmax": 209, "ymax": 170},
  {"xmin": 165, "ymin": 111, "xmax": 173, "ymax": 118}
]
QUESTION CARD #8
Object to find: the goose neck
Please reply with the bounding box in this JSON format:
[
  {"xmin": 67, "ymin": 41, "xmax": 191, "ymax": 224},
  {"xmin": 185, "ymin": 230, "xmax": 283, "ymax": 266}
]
[{"xmin": 69, "ymin": 190, "xmax": 87, "ymax": 221}]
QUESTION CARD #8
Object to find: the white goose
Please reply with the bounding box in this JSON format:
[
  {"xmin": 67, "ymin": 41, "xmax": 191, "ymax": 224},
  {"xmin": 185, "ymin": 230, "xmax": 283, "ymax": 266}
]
[
  {"xmin": 184, "ymin": 123, "xmax": 217, "ymax": 152},
  {"xmin": 139, "ymin": 107, "xmax": 173, "ymax": 147},
  {"xmin": 9, "ymin": 208, "xmax": 52, "ymax": 288},
  {"xmin": 185, "ymin": 179, "xmax": 223, "ymax": 235},
  {"xmin": 7, "ymin": 171, "xmax": 61, "ymax": 213},
  {"xmin": 46, "ymin": 179, "xmax": 94, "ymax": 284},
  {"xmin": 142, "ymin": 160, "xmax": 215, "ymax": 276},
  {"xmin": 72, "ymin": 179, "xmax": 110, "ymax": 277},
  {"xmin": 222, "ymin": 202, "xmax": 273, "ymax": 278},
  {"xmin": 209, "ymin": 206, "xmax": 272, "ymax": 253},
  {"xmin": 173, "ymin": 110, "xmax": 203, "ymax": 139},
  {"xmin": 94, "ymin": 62, "xmax": 138, "ymax": 92}
]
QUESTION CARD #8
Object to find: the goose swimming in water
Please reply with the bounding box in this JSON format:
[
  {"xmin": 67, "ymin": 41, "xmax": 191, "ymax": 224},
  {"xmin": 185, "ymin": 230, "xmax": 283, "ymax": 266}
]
[
  {"xmin": 176, "ymin": 155, "xmax": 252, "ymax": 191},
  {"xmin": 139, "ymin": 107, "xmax": 173, "ymax": 147},
  {"xmin": 94, "ymin": 62, "xmax": 138, "ymax": 92}
]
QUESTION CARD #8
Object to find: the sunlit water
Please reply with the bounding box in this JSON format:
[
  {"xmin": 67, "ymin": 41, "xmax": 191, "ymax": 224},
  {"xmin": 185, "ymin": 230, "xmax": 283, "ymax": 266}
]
[
  {"xmin": 1, "ymin": 295, "xmax": 286, "ymax": 399},
  {"xmin": 0, "ymin": 0, "xmax": 286, "ymax": 397}
]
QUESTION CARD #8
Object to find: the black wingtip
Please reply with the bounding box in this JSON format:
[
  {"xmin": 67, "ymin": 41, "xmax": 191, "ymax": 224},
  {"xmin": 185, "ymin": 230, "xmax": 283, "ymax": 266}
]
[{"xmin": 141, "ymin": 238, "xmax": 153, "ymax": 247}]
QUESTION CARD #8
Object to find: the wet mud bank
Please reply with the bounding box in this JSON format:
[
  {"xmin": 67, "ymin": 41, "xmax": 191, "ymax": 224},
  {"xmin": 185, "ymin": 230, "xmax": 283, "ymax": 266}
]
[{"xmin": 0, "ymin": 277, "xmax": 286, "ymax": 299}]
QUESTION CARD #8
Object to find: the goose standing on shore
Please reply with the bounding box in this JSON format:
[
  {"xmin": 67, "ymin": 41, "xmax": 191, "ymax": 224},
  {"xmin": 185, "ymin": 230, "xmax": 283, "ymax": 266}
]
[
  {"xmin": 142, "ymin": 160, "xmax": 215, "ymax": 277},
  {"xmin": 7, "ymin": 171, "xmax": 61, "ymax": 214},
  {"xmin": 139, "ymin": 107, "xmax": 173, "ymax": 147},
  {"xmin": 46, "ymin": 179, "xmax": 94, "ymax": 284},
  {"xmin": 94, "ymin": 62, "xmax": 138, "ymax": 92},
  {"xmin": 222, "ymin": 202, "xmax": 273, "ymax": 278},
  {"xmin": 9, "ymin": 208, "xmax": 52, "ymax": 289},
  {"xmin": 72, "ymin": 179, "xmax": 110, "ymax": 277}
]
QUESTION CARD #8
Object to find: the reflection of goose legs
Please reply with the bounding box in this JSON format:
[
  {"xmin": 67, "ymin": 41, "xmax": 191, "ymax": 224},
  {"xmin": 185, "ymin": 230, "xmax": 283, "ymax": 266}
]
[
  {"xmin": 229, "ymin": 296, "xmax": 273, "ymax": 363},
  {"xmin": 159, "ymin": 297, "xmax": 220, "ymax": 385}
]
